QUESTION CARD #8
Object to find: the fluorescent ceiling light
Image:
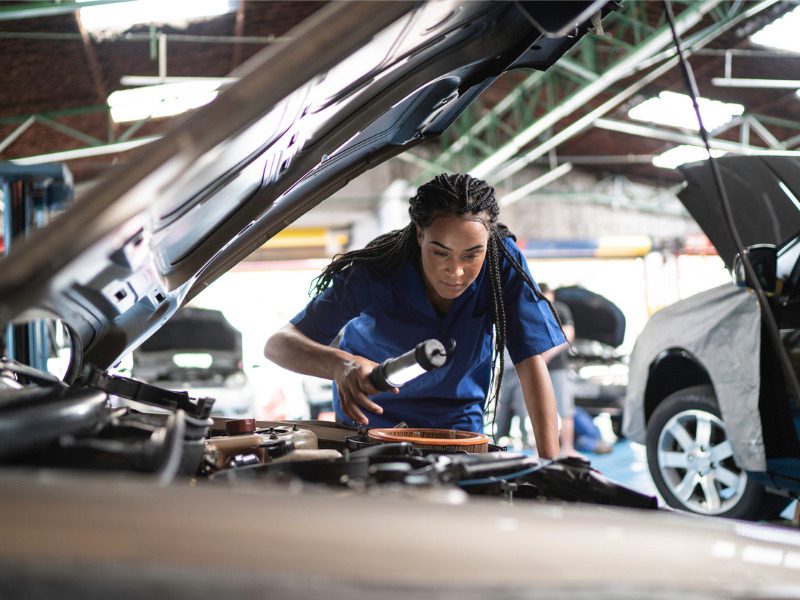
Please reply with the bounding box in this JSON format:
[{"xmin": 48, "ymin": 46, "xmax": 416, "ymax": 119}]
[
  {"xmin": 711, "ymin": 77, "xmax": 800, "ymax": 89},
  {"xmin": 652, "ymin": 144, "xmax": 724, "ymax": 169},
  {"xmin": 79, "ymin": 0, "xmax": 234, "ymax": 33},
  {"xmin": 120, "ymin": 75, "xmax": 238, "ymax": 87},
  {"xmin": 750, "ymin": 6, "xmax": 800, "ymax": 53},
  {"xmin": 628, "ymin": 91, "xmax": 744, "ymax": 132},
  {"xmin": 107, "ymin": 80, "xmax": 221, "ymax": 123}
]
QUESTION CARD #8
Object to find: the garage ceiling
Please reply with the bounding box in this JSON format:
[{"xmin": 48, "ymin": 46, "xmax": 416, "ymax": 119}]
[{"xmin": 1, "ymin": 0, "xmax": 799, "ymax": 212}]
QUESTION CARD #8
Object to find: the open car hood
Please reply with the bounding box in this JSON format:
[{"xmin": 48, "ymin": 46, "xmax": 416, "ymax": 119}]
[
  {"xmin": 678, "ymin": 155, "xmax": 800, "ymax": 269},
  {"xmin": 0, "ymin": 1, "xmax": 608, "ymax": 376}
]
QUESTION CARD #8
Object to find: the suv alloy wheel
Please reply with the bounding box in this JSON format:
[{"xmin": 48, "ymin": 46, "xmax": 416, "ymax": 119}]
[{"xmin": 646, "ymin": 385, "xmax": 789, "ymax": 521}]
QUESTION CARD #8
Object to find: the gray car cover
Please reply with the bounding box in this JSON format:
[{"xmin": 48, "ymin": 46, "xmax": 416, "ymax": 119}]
[{"xmin": 623, "ymin": 283, "xmax": 765, "ymax": 472}]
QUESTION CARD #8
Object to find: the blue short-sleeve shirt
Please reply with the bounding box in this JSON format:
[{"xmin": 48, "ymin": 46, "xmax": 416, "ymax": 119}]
[{"xmin": 290, "ymin": 237, "xmax": 564, "ymax": 433}]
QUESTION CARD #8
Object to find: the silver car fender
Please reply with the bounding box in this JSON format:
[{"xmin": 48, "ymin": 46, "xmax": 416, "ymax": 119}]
[{"xmin": 623, "ymin": 283, "xmax": 765, "ymax": 471}]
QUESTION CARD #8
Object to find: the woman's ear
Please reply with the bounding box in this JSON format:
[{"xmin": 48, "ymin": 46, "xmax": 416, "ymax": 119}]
[{"xmin": 416, "ymin": 226, "xmax": 424, "ymax": 246}]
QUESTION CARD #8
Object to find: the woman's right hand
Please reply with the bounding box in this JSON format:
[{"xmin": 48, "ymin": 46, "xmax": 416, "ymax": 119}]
[{"xmin": 334, "ymin": 355, "xmax": 397, "ymax": 425}]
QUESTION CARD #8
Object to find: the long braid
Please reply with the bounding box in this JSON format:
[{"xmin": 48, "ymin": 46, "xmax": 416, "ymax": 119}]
[
  {"xmin": 311, "ymin": 225, "xmax": 417, "ymax": 295},
  {"xmin": 486, "ymin": 231, "xmax": 507, "ymax": 436}
]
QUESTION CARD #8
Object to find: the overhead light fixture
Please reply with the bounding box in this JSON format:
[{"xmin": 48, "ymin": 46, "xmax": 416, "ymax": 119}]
[
  {"xmin": 711, "ymin": 77, "xmax": 800, "ymax": 89},
  {"xmin": 120, "ymin": 75, "xmax": 238, "ymax": 87},
  {"xmin": 79, "ymin": 0, "xmax": 234, "ymax": 33},
  {"xmin": 628, "ymin": 91, "xmax": 744, "ymax": 132},
  {"xmin": 750, "ymin": 6, "xmax": 800, "ymax": 53},
  {"xmin": 107, "ymin": 80, "xmax": 222, "ymax": 123},
  {"xmin": 652, "ymin": 145, "xmax": 724, "ymax": 169}
]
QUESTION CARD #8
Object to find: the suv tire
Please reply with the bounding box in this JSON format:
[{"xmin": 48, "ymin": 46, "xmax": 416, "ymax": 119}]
[{"xmin": 646, "ymin": 385, "xmax": 789, "ymax": 521}]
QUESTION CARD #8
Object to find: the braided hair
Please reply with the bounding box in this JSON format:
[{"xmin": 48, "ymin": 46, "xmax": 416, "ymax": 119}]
[{"xmin": 312, "ymin": 173, "xmax": 562, "ymax": 426}]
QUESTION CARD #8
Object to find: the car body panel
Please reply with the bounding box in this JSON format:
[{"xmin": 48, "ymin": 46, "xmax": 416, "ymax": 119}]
[
  {"xmin": 623, "ymin": 283, "xmax": 764, "ymax": 471},
  {"xmin": 625, "ymin": 155, "xmax": 800, "ymax": 483},
  {"xmin": 678, "ymin": 156, "xmax": 800, "ymax": 269},
  {"xmin": 3, "ymin": 470, "xmax": 800, "ymax": 597}
]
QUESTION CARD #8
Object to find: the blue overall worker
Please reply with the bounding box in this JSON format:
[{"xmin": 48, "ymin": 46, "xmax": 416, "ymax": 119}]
[{"xmin": 264, "ymin": 173, "xmax": 566, "ymax": 458}]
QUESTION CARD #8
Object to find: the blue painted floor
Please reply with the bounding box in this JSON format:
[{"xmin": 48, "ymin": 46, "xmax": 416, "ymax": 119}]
[{"xmin": 587, "ymin": 438, "xmax": 659, "ymax": 500}]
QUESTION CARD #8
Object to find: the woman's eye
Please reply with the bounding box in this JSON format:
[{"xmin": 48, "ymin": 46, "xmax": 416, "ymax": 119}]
[{"xmin": 434, "ymin": 251, "xmax": 448, "ymax": 258}]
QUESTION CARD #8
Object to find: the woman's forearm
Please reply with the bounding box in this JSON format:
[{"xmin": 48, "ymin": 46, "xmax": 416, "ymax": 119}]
[
  {"xmin": 264, "ymin": 323, "xmax": 353, "ymax": 380},
  {"xmin": 514, "ymin": 354, "xmax": 560, "ymax": 459},
  {"xmin": 264, "ymin": 323, "xmax": 387, "ymax": 425}
]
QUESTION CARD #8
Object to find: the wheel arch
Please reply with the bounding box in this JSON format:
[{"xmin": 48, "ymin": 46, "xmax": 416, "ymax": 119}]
[{"xmin": 643, "ymin": 348, "xmax": 713, "ymax": 425}]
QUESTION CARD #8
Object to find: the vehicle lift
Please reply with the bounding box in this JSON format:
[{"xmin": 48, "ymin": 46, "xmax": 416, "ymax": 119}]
[{"xmin": 0, "ymin": 162, "xmax": 74, "ymax": 372}]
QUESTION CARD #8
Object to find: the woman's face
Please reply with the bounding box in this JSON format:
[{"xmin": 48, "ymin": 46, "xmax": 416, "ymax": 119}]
[{"xmin": 417, "ymin": 212, "xmax": 489, "ymax": 312}]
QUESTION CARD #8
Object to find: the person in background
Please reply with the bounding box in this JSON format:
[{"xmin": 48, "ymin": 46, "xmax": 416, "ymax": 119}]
[
  {"xmin": 264, "ymin": 173, "xmax": 565, "ymax": 459},
  {"xmin": 573, "ymin": 406, "xmax": 613, "ymax": 455},
  {"xmin": 538, "ymin": 283, "xmax": 582, "ymax": 458},
  {"xmin": 494, "ymin": 348, "xmax": 531, "ymax": 449},
  {"xmin": 495, "ymin": 284, "xmax": 614, "ymax": 457}
]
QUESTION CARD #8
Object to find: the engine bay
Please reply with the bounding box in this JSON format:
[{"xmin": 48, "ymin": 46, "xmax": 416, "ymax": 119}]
[{"xmin": 0, "ymin": 360, "xmax": 656, "ymax": 510}]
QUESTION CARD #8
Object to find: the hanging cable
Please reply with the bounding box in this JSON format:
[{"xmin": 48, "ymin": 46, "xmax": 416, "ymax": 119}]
[{"xmin": 662, "ymin": 0, "xmax": 800, "ymax": 407}]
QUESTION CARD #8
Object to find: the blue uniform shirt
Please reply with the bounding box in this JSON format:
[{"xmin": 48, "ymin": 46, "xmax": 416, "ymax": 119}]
[{"xmin": 290, "ymin": 237, "xmax": 565, "ymax": 433}]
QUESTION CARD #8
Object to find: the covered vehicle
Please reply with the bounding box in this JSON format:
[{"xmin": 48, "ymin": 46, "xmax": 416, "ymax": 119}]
[
  {"xmin": 624, "ymin": 155, "xmax": 800, "ymax": 521},
  {"xmin": 2, "ymin": 3, "xmax": 800, "ymax": 597}
]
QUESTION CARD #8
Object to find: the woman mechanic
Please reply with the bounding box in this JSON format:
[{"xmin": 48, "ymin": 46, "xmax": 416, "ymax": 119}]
[{"xmin": 264, "ymin": 173, "xmax": 566, "ymax": 458}]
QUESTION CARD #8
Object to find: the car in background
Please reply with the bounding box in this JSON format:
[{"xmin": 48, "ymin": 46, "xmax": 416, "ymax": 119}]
[
  {"xmin": 555, "ymin": 285, "xmax": 628, "ymax": 437},
  {"xmin": 131, "ymin": 307, "xmax": 256, "ymax": 417},
  {"xmin": 624, "ymin": 155, "xmax": 800, "ymax": 521}
]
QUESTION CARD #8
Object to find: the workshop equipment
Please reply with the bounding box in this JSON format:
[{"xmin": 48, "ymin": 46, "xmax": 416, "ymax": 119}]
[{"xmin": 0, "ymin": 162, "xmax": 73, "ymax": 372}]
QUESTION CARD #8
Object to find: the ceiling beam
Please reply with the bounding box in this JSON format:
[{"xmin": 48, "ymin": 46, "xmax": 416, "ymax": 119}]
[
  {"xmin": 7, "ymin": 136, "xmax": 160, "ymax": 165},
  {"xmin": 0, "ymin": 31, "xmax": 286, "ymax": 45},
  {"xmin": 500, "ymin": 162, "xmax": 573, "ymax": 207},
  {"xmin": 0, "ymin": 117, "xmax": 35, "ymax": 154},
  {"xmin": 469, "ymin": 0, "xmax": 726, "ymax": 180},
  {"xmin": 486, "ymin": 0, "xmax": 781, "ymax": 184},
  {"xmin": 74, "ymin": 10, "xmax": 110, "ymax": 112},
  {"xmin": 594, "ymin": 117, "xmax": 800, "ymax": 156},
  {"xmin": 231, "ymin": 0, "xmax": 247, "ymax": 71}
]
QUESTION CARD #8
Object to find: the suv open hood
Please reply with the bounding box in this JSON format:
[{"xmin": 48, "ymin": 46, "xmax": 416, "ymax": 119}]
[
  {"xmin": 0, "ymin": 1, "xmax": 608, "ymax": 377},
  {"xmin": 678, "ymin": 155, "xmax": 800, "ymax": 269}
]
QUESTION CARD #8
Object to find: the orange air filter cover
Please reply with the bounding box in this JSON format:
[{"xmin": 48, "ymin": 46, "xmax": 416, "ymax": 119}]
[{"xmin": 367, "ymin": 428, "xmax": 489, "ymax": 453}]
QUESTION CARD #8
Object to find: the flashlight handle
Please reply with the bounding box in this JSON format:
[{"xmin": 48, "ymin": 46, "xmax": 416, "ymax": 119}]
[{"xmin": 368, "ymin": 339, "xmax": 454, "ymax": 392}]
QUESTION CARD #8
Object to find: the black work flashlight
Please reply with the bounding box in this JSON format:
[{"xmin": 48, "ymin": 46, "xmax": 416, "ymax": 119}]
[{"xmin": 368, "ymin": 339, "xmax": 456, "ymax": 392}]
